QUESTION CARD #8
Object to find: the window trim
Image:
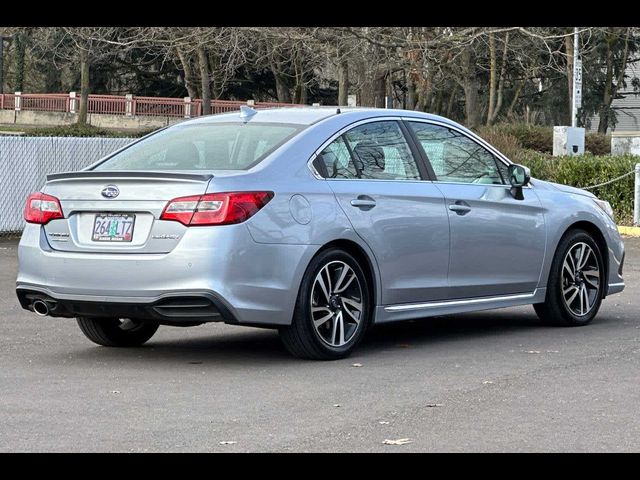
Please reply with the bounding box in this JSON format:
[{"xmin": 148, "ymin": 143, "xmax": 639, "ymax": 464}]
[
  {"xmin": 307, "ymin": 117, "xmax": 429, "ymax": 182},
  {"xmin": 402, "ymin": 117, "xmax": 533, "ymax": 189}
]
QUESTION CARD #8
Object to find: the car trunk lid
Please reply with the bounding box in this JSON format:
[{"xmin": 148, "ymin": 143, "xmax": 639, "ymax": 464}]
[{"xmin": 42, "ymin": 171, "xmax": 213, "ymax": 253}]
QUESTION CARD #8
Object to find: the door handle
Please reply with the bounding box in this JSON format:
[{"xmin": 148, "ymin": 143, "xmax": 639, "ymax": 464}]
[
  {"xmin": 448, "ymin": 202, "xmax": 471, "ymax": 215},
  {"xmin": 350, "ymin": 197, "xmax": 377, "ymax": 209}
]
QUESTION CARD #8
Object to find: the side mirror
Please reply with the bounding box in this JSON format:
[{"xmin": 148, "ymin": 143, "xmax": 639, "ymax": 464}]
[{"xmin": 508, "ymin": 164, "xmax": 530, "ymax": 200}]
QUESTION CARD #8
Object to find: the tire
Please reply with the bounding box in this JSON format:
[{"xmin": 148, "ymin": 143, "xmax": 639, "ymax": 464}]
[
  {"xmin": 76, "ymin": 317, "xmax": 159, "ymax": 347},
  {"xmin": 279, "ymin": 248, "xmax": 372, "ymax": 360},
  {"xmin": 534, "ymin": 229, "xmax": 605, "ymax": 326}
]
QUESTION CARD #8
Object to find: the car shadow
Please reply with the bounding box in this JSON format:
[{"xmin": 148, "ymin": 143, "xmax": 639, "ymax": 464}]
[{"xmin": 55, "ymin": 307, "xmax": 572, "ymax": 366}]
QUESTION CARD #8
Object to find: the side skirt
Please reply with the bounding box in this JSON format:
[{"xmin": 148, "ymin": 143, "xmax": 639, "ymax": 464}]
[{"xmin": 374, "ymin": 288, "xmax": 547, "ymax": 324}]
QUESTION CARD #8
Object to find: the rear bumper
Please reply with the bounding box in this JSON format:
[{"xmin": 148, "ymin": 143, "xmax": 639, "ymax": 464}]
[
  {"xmin": 16, "ymin": 288, "xmax": 235, "ymax": 325},
  {"xmin": 16, "ymin": 223, "xmax": 317, "ymax": 326}
]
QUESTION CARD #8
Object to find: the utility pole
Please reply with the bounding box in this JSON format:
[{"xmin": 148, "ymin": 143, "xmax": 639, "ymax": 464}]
[
  {"xmin": 571, "ymin": 27, "xmax": 582, "ymax": 128},
  {"xmin": 0, "ymin": 36, "xmax": 4, "ymax": 94}
]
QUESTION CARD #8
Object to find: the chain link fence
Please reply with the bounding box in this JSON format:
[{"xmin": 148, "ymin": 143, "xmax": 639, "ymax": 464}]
[{"xmin": 0, "ymin": 136, "xmax": 134, "ymax": 237}]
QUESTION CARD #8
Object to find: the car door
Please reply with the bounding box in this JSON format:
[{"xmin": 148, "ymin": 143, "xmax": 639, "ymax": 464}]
[
  {"xmin": 406, "ymin": 120, "xmax": 546, "ymax": 299},
  {"xmin": 313, "ymin": 119, "xmax": 450, "ymax": 305}
]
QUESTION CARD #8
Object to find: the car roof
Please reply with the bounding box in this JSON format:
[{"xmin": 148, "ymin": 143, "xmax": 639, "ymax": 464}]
[{"xmin": 180, "ymin": 106, "xmax": 463, "ymax": 129}]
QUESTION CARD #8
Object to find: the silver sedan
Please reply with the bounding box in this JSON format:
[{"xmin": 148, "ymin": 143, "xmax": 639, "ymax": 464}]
[{"xmin": 16, "ymin": 107, "xmax": 625, "ymax": 359}]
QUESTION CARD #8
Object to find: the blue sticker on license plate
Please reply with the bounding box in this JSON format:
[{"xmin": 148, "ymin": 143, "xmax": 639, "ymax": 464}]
[{"xmin": 92, "ymin": 213, "xmax": 135, "ymax": 242}]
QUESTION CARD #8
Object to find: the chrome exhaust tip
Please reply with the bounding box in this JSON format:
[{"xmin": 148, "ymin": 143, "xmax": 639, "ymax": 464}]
[{"xmin": 32, "ymin": 300, "xmax": 50, "ymax": 316}]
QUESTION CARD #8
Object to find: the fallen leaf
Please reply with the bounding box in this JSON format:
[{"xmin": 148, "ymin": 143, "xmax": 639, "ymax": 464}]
[
  {"xmin": 352, "ymin": 363, "xmax": 363, "ymax": 367},
  {"xmin": 333, "ymin": 404, "xmax": 341, "ymax": 408},
  {"xmin": 219, "ymin": 441, "xmax": 237, "ymax": 445},
  {"xmin": 110, "ymin": 390, "xmax": 120, "ymax": 394},
  {"xmin": 425, "ymin": 403, "xmax": 443, "ymax": 408},
  {"xmin": 482, "ymin": 380, "xmax": 494, "ymax": 385},
  {"xmin": 383, "ymin": 438, "xmax": 412, "ymax": 445}
]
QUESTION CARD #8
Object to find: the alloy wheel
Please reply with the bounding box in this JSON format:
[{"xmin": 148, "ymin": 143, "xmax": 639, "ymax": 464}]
[
  {"xmin": 310, "ymin": 261, "xmax": 364, "ymax": 347},
  {"xmin": 561, "ymin": 242, "xmax": 600, "ymax": 316}
]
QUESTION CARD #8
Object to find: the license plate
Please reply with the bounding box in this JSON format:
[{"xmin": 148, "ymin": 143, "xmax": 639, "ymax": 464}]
[{"xmin": 92, "ymin": 213, "xmax": 135, "ymax": 242}]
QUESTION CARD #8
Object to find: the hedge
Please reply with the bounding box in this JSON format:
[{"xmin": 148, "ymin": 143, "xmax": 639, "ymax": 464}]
[
  {"xmin": 519, "ymin": 152, "xmax": 636, "ymax": 225},
  {"xmin": 476, "ymin": 124, "xmax": 611, "ymax": 157},
  {"xmin": 17, "ymin": 124, "xmax": 156, "ymax": 138}
]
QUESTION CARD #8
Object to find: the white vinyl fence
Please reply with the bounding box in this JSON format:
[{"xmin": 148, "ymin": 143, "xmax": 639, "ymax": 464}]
[{"xmin": 0, "ymin": 136, "xmax": 135, "ymax": 234}]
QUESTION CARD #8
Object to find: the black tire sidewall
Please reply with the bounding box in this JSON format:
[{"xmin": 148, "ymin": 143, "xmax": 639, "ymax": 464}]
[
  {"xmin": 548, "ymin": 230, "xmax": 604, "ymax": 325},
  {"xmin": 77, "ymin": 317, "xmax": 159, "ymax": 347},
  {"xmin": 295, "ymin": 248, "xmax": 371, "ymax": 358}
]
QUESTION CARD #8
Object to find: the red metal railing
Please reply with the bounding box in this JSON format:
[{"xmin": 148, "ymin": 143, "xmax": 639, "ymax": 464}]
[
  {"xmin": 20, "ymin": 93, "xmax": 70, "ymax": 112},
  {"xmin": 0, "ymin": 93, "xmax": 301, "ymax": 117},
  {"xmin": 87, "ymin": 94, "xmax": 127, "ymax": 115}
]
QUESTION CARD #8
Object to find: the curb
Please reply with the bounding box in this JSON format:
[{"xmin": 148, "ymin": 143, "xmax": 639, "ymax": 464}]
[{"xmin": 618, "ymin": 226, "xmax": 640, "ymax": 237}]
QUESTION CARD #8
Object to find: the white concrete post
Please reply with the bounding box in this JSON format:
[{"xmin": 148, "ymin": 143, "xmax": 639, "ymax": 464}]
[
  {"xmin": 184, "ymin": 97, "xmax": 192, "ymax": 118},
  {"xmin": 125, "ymin": 94, "xmax": 133, "ymax": 116},
  {"xmin": 14, "ymin": 91, "xmax": 21, "ymax": 111},
  {"xmin": 69, "ymin": 91, "xmax": 77, "ymax": 113},
  {"xmin": 634, "ymin": 163, "xmax": 640, "ymax": 226}
]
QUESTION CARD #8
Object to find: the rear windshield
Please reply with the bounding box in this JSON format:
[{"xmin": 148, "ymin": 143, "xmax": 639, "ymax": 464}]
[{"xmin": 93, "ymin": 122, "xmax": 302, "ymax": 171}]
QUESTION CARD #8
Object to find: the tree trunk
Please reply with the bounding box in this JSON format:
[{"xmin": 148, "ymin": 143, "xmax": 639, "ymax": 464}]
[
  {"xmin": 292, "ymin": 51, "xmax": 305, "ymax": 104},
  {"xmin": 338, "ymin": 59, "xmax": 349, "ymax": 106},
  {"xmin": 198, "ymin": 45, "xmax": 211, "ymax": 115},
  {"xmin": 487, "ymin": 32, "xmax": 509, "ymax": 125},
  {"xmin": 487, "ymin": 32, "xmax": 497, "ymax": 124},
  {"xmin": 565, "ymin": 31, "xmax": 574, "ymax": 124},
  {"xmin": 598, "ymin": 28, "xmax": 630, "ymax": 134},
  {"xmin": 13, "ymin": 32, "xmax": 25, "ymax": 91},
  {"xmin": 406, "ymin": 77, "xmax": 416, "ymax": 110},
  {"xmin": 269, "ymin": 58, "xmax": 292, "ymax": 103},
  {"xmin": 460, "ymin": 47, "xmax": 481, "ymax": 128},
  {"xmin": 176, "ymin": 47, "xmax": 198, "ymax": 98},
  {"xmin": 446, "ymin": 85, "xmax": 458, "ymax": 118},
  {"xmin": 77, "ymin": 49, "xmax": 90, "ymax": 125},
  {"xmin": 507, "ymin": 78, "xmax": 525, "ymax": 119},
  {"xmin": 597, "ymin": 34, "xmax": 615, "ymax": 133},
  {"xmin": 0, "ymin": 35, "xmax": 4, "ymax": 94}
]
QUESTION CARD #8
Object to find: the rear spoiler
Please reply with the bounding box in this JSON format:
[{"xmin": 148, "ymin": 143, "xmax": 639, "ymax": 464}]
[{"xmin": 46, "ymin": 171, "xmax": 214, "ymax": 182}]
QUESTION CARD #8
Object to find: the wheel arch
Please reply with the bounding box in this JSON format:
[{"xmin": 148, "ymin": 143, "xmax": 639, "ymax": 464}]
[
  {"xmin": 313, "ymin": 239, "xmax": 379, "ymax": 310},
  {"xmin": 560, "ymin": 221, "xmax": 609, "ymax": 298}
]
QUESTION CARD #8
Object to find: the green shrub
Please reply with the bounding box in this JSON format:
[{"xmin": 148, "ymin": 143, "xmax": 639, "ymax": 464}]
[
  {"xmin": 24, "ymin": 124, "xmax": 157, "ymax": 138},
  {"xmin": 519, "ymin": 152, "xmax": 636, "ymax": 225},
  {"xmin": 474, "ymin": 126, "xmax": 522, "ymax": 161},
  {"xmin": 477, "ymin": 123, "xmax": 553, "ymax": 153},
  {"xmin": 585, "ymin": 132, "xmax": 611, "ymax": 155}
]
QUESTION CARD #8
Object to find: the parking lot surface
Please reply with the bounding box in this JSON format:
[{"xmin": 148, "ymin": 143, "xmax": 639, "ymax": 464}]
[{"xmin": 1, "ymin": 237, "xmax": 639, "ymax": 452}]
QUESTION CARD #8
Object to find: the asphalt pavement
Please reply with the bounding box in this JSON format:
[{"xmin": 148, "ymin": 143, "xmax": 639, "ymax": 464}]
[{"xmin": 1, "ymin": 237, "xmax": 638, "ymax": 452}]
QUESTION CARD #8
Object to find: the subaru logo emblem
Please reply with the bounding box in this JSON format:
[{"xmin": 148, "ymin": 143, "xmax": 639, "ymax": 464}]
[{"xmin": 101, "ymin": 185, "xmax": 120, "ymax": 199}]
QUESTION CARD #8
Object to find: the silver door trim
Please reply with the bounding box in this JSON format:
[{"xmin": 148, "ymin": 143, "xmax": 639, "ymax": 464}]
[{"xmin": 384, "ymin": 291, "xmax": 537, "ymax": 312}]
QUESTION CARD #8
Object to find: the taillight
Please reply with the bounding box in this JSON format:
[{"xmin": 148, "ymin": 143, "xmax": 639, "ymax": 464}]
[
  {"xmin": 24, "ymin": 192, "xmax": 64, "ymax": 224},
  {"xmin": 160, "ymin": 192, "xmax": 274, "ymax": 226}
]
